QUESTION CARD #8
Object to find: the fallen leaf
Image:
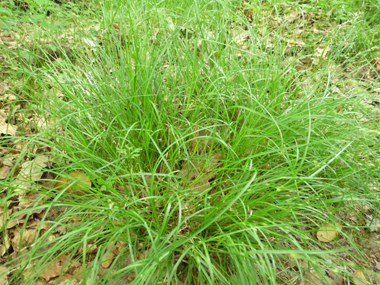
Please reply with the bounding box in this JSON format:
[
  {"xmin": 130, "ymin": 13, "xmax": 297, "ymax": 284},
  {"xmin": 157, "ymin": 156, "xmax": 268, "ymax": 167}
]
[
  {"xmin": 40, "ymin": 254, "xmax": 70, "ymax": 282},
  {"xmin": 304, "ymin": 271, "xmax": 324, "ymax": 285},
  {"xmin": 77, "ymin": 243, "xmax": 98, "ymax": 255},
  {"xmin": 0, "ymin": 165, "xmax": 11, "ymax": 179},
  {"xmin": 232, "ymin": 29, "xmax": 251, "ymax": 47},
  {"xmin": 67, "ymin": 261, "xmax": 82, "ymax": 277},
  {"xmin": 314, "ymin": 46, "xmax": 331, "ymax": 59},
  {"xmin": 0, "ymin": 266, "xmax": 8, "ymax": 285},
  {"xmin": 11, "ymin": 180, "xmax": 31, "ymax": 197},
  {"xmin": 371, "ymin": 57, "xmax": 380, "ymax": 70},
  {"xmin": 55, "ymin": 225, "xmax": 67, "ymax": 235},
  {"xmin": 353, "ymin": 270, "xmax": 368, "ymax": 285},
  {"xmin": 107, "ymin": 254, "xmax": 134, "ymax": 285},
  {"xmin": 16, "ymin": 191, "xmax": 44, "ymax": 212},
  {"xmin": 82, "ymin": 37, "xmax": 97, "ymax": 47},
  {"xmin": 138, "ymin": 250, "xmax": 149, "ymax": 260},
  {"xmin": 284, "ymin": 10, "xmax": 298, "ymax": 22},
  {"xmin": 36, "ymin": 118, "xmax": 54, "ymax": 130},
  {"xmin": 55, "ymin": 170, "xmax": 92, "ymax": 196},
  {"xmin": 304, "ymin": 270, "xmax": 342, "ymax": 285},
  {"xmin": 326, "ymin": 270, "xmax": 344, "ymax": 285},
  {"xmin": 0, "ymin": 123, "xmax": 17, "ymax": 136},
  {"xmin": 112, "ymin": 22, "xmax": 119, "ymax": 29},
  {"xmin": 0, "ymin": 209, "xmax": 11, "ymax": 229},
  {"xmin": 367, "ymin": 241, "xmax": 380, "ymax": 253},
  {"xmin": 56, "ymin": 277, "xmax": 78, "ymax": 285},
  {"xmin": 190, "ymin": 127, "xmax": 214, "ymax": 153},
  {"xmin": 316, "ymin": 223, "xmax": 341, "ymax": 242},
  {"xmin": 0, "ymin": 94, "xmax": 16, "ymax": 101},
  {"xmin": 18, "ymin": 156, "xmax": 49, "ymax": 181},
  {"xmin": 115, "ymin": 240, "xmax": 127, "ymax": 255},
  {"xmin": 1, "ymin": 158, "xmax": 13, "ymax": 168},
  {"xmin": 0, "ymin": 230, "xmax": 10, "ymax": 256},
  {"xmin": 10, "ymin": 225, "xmax": 39, "ymax": 251},
  {"xmin": 261, "ymin": 163, "xmax": 270, "ymax": 170},
  {"xmin": 166, "ymin": 17, "xmax": 175, "ymax": 32},
  {"xmin": 179, "ymin": 153, "xmax": 221, "ymax": 192},
  {"xmin": 38, "ymin": 234, "xmax": 56, "ymax": 252},
  {"xmin": 0, "ymin": 110, "xmax": 6, "ymax": 120},
  {"xmin": 287, "ymin": 38, "xmax": 305, "ymax": 47},
  {"xmin": 101, "ymin": 251, "xmax": 116, "ymax": 268},
  {"xmin": 179, "ymin": 161, "xmax": 216, "ymax": 192},
  {"xmin": 0, "ymin": 245, "xmax": 6, "ymax": 257}
]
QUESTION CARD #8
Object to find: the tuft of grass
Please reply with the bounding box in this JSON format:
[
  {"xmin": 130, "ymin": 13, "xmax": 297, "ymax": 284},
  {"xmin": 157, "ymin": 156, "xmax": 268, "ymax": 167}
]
[{"xmin": 1, "ymin": 0, "xmax": 379, "ymax": 284}]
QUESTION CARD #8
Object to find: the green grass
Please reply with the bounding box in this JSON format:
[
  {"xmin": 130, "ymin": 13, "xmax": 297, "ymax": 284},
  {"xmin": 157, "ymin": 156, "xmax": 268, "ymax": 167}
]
[{"xmin": 1, "ymin": 0, "xmax": 379, "ymax": 284}]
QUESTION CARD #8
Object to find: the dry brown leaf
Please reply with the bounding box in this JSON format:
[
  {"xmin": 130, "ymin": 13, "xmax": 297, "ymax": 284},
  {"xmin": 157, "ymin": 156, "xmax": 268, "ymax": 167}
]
[
  {"xmin": 138, "ymin": 250, "xmax": 149, "ymax": 260},
  {"xmin": 35, "ymin": 117, "xmax": 54, "ymax": 130},
  {"xmin": 112, "ymin": 22, "xmax": 119, "ymax": 29},
  {"xmin": 23, "ymin": 219, "xmax": 40, "ymax": 230},
  {"xmin": 38, "ymin": 234, "xmax": 56, "ymax": 252},
  {"xmin": 7, "ymin": 213, "xmax": 44, "ymax": 230},
  {"xmin": 55, "ymin": 170, "xmax": 92, "ymax": 196},
  {"xmin": 0, "ymin": 94, "xmax": 16, "ymax": 101},
  {"xmin": 316, "ymin": 223, "xmax": 341, "ymax": 243},
  {"xmin": 190, "ymin": 127, "xmax": 214, "ymax": 153},
  {"xmin": 0, "ymin": 230, "xmax": 10, "ymax": 256},
  {"xmin": 0, "ymin": 110, "xmax": 6, "ymax": 120},
  {"xmin": 17, "ymin": 191, "xmax": 45, "ymax": 211},
  {"xmin": 232, "ymin": 28, "xmax": 251, "ymax": 47},
  {"xmin": 287, "ymin": 38, "xmax": 305, "ymax": 47},
  {"xmin": 14, "ymin": 140, "xmax": 26, "ymax": 151},
  {"xmin": 0, "ymin": 123, "xmax": 17, "ymax": 136},
  {"xmin": 6, "ymin": 217, "xmax": 25, "ymax": 229},
  {"xmin": 77, "ymin": 243, "xmax": 98, "ymax": 255},
  {"xmin": 0, "ymin": 245, "xmax": 7, "ymax": 257},
  {"xmin": 40, "ymin": 254, "xmax": 70, "ymax": 282},
  {"xmin": 327, "ymin": 270, "xmax": 344, "ymax": 285},
  {"xmin": 10, "ymin": 226, "xmax": 37, "ymax": 251},
  {"xmin": 0, "ymin": 158, "xmax": 13, "ymax": 179},
  {"xmin": 107, "ymin": 254, "xmax": 135, "ymax": 285},
  {"xmin": 99, "ymin": 242, "xmax": 118, "ymax": 268},
  {"xmin": 53, "ymin": 225, "xmax": 66, "ymax": 235},
  {"xmin": 6, "ymin": 193, "xmax": 46, "ymax": 227},
  {"xmin": 114, "ymin": 241, "xmax": 127, "ymax": 255},
  {"xmin": 353, "ymin": 270, "xmax": 368, "ymax": 285},
  {"xmin": 18, "ymin": 156, "xmax": 49, "ymax": 181},
  {"xmin": 0, "ymin": 165, "xmax": 11, "ymax": 179},
  {"xmin": 0, "ymin": 266, "xmax": 8, "ymax": 285},
  {"xmin": 101, "ymin": 251, "xmax": 116, "ymax": 268},
  {"xmin": 304, "ymin": 270, "xmax": 343, "ymax": 285},
  {"xmin": 0, "ymin": 209, "xmax": 11, "ymax": 229},
  {"xmin": 68, "ymin": 261, "xmax": 84, "ymax": 281},
  {"xmin": 304, "ymin": 271, "xmax": 324, "ymax": 285},
  {"xmin": 56, "ymin": 279, "xmax": 78, "ymax": 285},
  {"xmin": 179, "ymin": 162, "xmax": 214, "ymax": 192},
  {"xmin": 284, "ymin": 10, "xmax": 298, "ymax": 22},
  {"xmin": 12, "ymin": 162, "xmax": 43, "ymax": 195},
  {"xmin": 371, "ymin": 57, "xmax": 380, "ymax": 70},
  {"xmin": 1, "ymin": 158, "xmax": 13, "ymax": 167},
  {"xmin": 179, "ymin": 153, "xmax": 221, "ymax": 192},
  {"xmin": 12, "ymin": 177, "xmax": 31, "ymax": 196},
  {"xmin": 314, "ymin": 46, "xmax": 331, "ymax": 59}
]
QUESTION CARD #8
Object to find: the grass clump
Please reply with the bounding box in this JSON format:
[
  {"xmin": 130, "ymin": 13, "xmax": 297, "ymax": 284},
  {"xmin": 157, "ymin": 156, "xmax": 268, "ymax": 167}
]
[{"xmin": 0, "ymin": 0, "xmax": 379, "ymax": 284}]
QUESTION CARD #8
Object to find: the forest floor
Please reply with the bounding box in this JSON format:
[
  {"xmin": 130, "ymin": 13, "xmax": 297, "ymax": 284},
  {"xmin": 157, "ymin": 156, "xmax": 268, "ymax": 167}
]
[{"xmin": 0, "ymin": 0, "xmax": 380, "ymax": 284}]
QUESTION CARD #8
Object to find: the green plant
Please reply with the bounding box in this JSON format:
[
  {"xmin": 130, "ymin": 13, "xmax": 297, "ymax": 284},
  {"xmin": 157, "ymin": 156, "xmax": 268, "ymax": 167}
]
[{"xmin": 1, "ymin": 0, "xmax": 379, "ymax": 284}]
